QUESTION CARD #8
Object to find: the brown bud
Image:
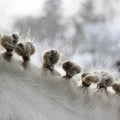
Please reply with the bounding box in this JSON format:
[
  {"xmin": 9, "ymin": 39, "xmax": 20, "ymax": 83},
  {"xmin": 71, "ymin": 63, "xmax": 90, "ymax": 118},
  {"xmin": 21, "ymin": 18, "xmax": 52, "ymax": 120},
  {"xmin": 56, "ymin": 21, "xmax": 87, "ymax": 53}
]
[
  {"xmin": 62, "ymin": 61, "xmax": 81, "ymax": 78},
  {"xmin": 43, "ymin": 49, "xmax": 60, "ymax": 67}
]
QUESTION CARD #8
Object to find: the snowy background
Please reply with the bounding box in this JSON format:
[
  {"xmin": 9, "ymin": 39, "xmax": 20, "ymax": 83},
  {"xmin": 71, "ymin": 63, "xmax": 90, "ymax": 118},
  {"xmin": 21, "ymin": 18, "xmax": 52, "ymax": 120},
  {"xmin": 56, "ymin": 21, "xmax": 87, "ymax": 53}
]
[{"xmin": 0, "ymin": 0, "xmax": 120, "ymax": 77}]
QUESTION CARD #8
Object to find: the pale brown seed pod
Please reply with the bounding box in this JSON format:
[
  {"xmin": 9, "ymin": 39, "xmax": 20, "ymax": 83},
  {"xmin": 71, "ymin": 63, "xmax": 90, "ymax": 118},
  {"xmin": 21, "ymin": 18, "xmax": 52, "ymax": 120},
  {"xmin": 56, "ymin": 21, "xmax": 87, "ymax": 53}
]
[
  {"xmin": 100, "ymin": 71, "xmax": 113, "ymax": 87},
  {"xmin": 15, "ymin": 42, "xmax": 35, "ymax": 68},
  {"xmin": 93, "ymin": 70, "xmax": 113, "ymax": 89},
  {"xmin": 82, "ymin": 74, "xmax": 100, "ymax": 87},
  {"xmin": 62, "ymin": 61, "xmax": 81, "ymax": 78},
  {"xmin": 112, "ymin": 83, "xmax": 120, "ymax": 95},
  {"xmin": 43, "ymin": 50, "xmax": 60, "ymax": 69},
  {"xmin": 97, "ymin": 74, "xmax": 113, "ymax": 89},
  {"xmin": 42, "ymin": 49, "xmax": 60, "ymax": 76},
  {"xmin": 0, "ymin": 34, "xmax": 19, "ymax": 61},
  {"xmin": 102, "ymin": 76, "xmax": 113, "ymax": 87}
]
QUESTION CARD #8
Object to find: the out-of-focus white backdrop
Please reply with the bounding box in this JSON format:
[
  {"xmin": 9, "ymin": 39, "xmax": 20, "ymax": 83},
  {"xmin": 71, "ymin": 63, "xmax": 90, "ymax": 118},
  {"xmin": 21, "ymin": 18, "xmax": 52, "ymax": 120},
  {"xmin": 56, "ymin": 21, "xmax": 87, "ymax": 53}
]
[
  {"xmin": 1, "ymin": 0, "xmax": 120, "ymax": 29},
  {"xmin": 0, "ymin": 0, "xmax": 81, "ymax": 29}
]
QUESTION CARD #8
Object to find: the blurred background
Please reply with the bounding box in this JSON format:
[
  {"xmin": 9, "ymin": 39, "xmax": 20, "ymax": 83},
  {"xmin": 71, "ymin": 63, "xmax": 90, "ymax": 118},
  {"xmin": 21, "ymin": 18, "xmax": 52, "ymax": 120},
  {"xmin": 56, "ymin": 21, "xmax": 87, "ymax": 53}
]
[{"xmin": 1, "ymin": 0, "xmax": 120, "ymax": 77}]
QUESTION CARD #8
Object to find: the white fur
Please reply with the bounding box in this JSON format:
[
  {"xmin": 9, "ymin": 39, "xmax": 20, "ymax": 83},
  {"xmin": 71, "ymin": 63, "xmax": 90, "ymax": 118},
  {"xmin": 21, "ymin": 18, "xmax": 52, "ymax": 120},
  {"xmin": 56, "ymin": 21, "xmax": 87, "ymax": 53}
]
[{"xmin": 0, "ymin": 54, "xmax": 119, "ymax": 120}]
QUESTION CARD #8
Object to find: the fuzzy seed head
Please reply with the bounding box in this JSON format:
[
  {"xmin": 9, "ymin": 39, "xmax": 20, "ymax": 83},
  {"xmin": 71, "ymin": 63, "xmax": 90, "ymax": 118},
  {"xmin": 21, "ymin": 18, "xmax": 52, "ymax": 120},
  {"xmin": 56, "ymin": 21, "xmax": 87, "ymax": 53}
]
[
  {"xmin": 62, "ymin": 61, "xmax": 81, "ymax": 78},
  {"xmin": 100, "ymin": 71, "xmax": 113, "ymax": 87},
  {"xmin": 93, "ymin": 71, "xmax": 113, "ymax": 88},
  {"xmin": 112, "ymin": 83, "xmax": 120, "ymax": 94},
  {"xmin": 1, "ymin": 34, "xmax": 19, "ymax": 50},
  {"xmin": 102, "ymin": 76, "xmax": 113, "ymax": 87},
  {"xmin": 43, "ymin": 50, "xmax": 60, "ymax": 66},
  {"xmin": 82, "ymin": 74, "xmax": 100, "ymax": 86},
  {"xmin": 15, "ymin": 42, "xmax": 35, "ymax": 60}
]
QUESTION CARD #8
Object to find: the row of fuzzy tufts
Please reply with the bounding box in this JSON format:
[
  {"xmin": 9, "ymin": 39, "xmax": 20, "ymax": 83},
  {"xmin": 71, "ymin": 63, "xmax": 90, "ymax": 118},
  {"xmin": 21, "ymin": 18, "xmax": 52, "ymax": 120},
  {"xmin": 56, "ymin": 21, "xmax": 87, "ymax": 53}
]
[
  {"xmin": 0, "ymin": 33, "xmax": 120, "ymax": 96},
  {"xmin": 0, "ymin": 33, "xmax": 35, "ymax": 68}
]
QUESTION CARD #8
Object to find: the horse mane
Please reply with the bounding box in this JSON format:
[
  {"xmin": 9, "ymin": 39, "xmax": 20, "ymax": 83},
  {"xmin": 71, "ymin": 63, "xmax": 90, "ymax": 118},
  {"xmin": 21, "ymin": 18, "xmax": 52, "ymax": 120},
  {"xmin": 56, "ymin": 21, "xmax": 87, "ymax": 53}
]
[{"xmin": 0, "ymin": 33, "xmax": 119, "ymax": 120}]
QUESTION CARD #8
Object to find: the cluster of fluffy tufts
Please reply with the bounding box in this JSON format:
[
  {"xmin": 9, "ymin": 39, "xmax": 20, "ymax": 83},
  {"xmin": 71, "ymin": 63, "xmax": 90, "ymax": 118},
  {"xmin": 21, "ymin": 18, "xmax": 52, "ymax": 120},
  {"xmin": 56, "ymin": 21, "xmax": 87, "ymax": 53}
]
[
  {"xmin": 0, "ymin": 34, "xmax": 35, "ymax": 68},
  {"xmin": 0, "ymin": 34, "xmax": 19, "ymax": 61},
  {"xmin": 0, "ymin": 34, "xmax": 118, "ymax": 93},
  {"xmin": 0, "ymin": 33, "xmax": 120, "ymax": 120},
  {"xmin": 80, "ymin": 70, "xmax": 116, "ymax": 92}
]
